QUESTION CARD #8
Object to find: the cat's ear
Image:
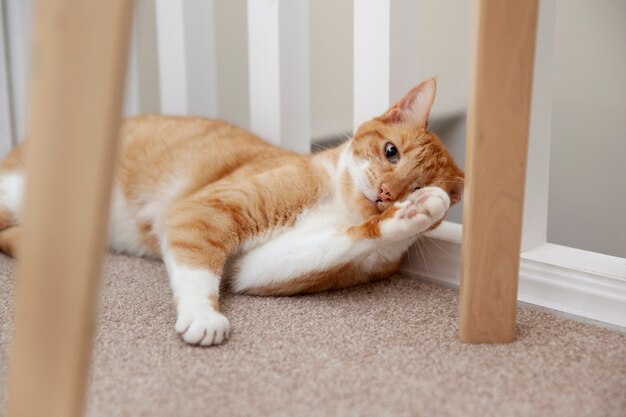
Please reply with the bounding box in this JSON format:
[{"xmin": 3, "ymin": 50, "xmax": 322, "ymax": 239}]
[{"xmin": 380, "ymin": 78, "xmax": 436, "ymax": 127}]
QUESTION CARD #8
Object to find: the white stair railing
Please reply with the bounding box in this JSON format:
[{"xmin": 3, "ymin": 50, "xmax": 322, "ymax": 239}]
[
  {"xmin": 154, "ymin": 0, "xmax": 218, "ymax": 117},
  {"xmin": 521, "ymin": 0, "xmax": 556, "ymax": 252},
  {"xmin": 0, "ymin": 1, "xmax": 14, "ymax": 154},
  {"xmin": 353, "ymin": 0, "xmax": 420, "ymax": 130},
  {"xmin": 247, "ymin": 0, "xmax": 310, "ymax": 153}
]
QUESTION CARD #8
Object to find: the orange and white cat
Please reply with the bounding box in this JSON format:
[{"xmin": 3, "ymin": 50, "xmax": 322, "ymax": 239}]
[{"xmin": 0, "ymin": 78, "xmax": 463, "ymax": 346}]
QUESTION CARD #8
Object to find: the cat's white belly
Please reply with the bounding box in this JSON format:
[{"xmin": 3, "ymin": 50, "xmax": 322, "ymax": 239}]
[
  {"xmin": 232, "ymin": 196, "xmax": 373, "ymax": 290},
  {"xmin": 241, "ymin": 197, "xmax": 352, "ymax": 249}
]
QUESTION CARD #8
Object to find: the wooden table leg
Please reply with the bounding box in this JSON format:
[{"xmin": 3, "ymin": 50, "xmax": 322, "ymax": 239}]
[
  {"xmin": 6, "ymin": 1, "xmax": 132, "ymax": 417},
  {"xmin": 459, "ymin": 0, "xmax": 539, "ymax": 343}
]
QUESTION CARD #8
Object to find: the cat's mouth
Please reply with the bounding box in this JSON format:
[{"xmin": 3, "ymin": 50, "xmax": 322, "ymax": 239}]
[
  {"xmin": 359, "ymin": 189, "xmax": 392, "ymax": 212},
  {"xmin": 373, "ymin": 197, "xmax": 392, "ymax": 212},
  {"xmin": 361, "ymin": 193, "xmax": 383, "ymax": 212},
  {"xmin": 377, "ymin": 199, "xmax": 393, "ymax": 211}
]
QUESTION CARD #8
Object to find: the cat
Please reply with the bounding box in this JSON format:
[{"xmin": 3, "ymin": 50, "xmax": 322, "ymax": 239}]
[{"xmin": 0, "ymin": 78, "xmax": 463, "ymax": 346}]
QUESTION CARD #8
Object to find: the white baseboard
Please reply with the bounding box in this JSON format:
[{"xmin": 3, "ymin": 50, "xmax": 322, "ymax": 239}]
[{"xmin": 401, "ymin": 221, "xmax": 626, "ymax": 329}]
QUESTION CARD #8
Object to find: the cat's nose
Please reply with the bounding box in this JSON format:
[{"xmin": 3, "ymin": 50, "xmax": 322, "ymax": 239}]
[{"xmin": 379, "ymin": 184, "xmax": 397, "ymax": 202}]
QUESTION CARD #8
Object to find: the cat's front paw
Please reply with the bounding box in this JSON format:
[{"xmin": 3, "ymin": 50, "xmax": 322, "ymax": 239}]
[
  {"xmin": 399, "ymin": 186, "xmax": 450, "ymax": 221},
  {"xmin": 175, "ymin": 307, "xmax": 230, "ymax": 346},
  {"xmin": 380, "ymin": 186, "xmax": 450, "ymax": 240}
]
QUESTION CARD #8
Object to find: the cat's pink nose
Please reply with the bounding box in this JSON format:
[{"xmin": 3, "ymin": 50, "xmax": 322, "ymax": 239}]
[{"xmin": 379, "ymin": 184, "xmax": 396, "ymax": 202}]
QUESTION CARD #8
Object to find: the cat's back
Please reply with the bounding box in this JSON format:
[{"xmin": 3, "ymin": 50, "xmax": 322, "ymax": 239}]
[
  {"xmin": 119, "ymin": 115, "xmax": 288, "ymax": 173},
  {"xmin": 109, "ymin": 116, "xmax": 309, "ymax": 257},
  {"xmin": 116, "ymin": 115, "xmax": 299, "ymax": 193}
]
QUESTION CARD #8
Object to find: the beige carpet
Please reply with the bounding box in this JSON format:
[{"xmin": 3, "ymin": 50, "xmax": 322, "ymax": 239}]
[{"xmin": 1, "ymin": 254, "xmax": 625, "ymax": 417}]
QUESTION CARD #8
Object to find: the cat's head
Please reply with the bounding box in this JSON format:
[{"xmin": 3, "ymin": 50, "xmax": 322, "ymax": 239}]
[{"xmin": 341, "ymin": 78, "xmax": 464, "ymax": 219}]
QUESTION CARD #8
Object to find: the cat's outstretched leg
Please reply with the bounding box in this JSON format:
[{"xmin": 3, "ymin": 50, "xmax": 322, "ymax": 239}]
[
  {"xmin": 162, "ymin": 245, "xmax": 230, "ymax": 346},
  {"xmin": 233, "ymin": 186, "xmax": 450, "ymax": 295},
  {"xmin": 0, "ymin": 172, "xmax": 23, "ymax": 232},
  {"xmin": 0, "ymin": 171, "xmax": 24, "ymax": 257},
  {"xmin": 0, "ymin": 226, "xmax": 20, "ymax": 256},
  {"xmin": 162, "ymin": 201, "xmax": 236, "ymax": 346}
]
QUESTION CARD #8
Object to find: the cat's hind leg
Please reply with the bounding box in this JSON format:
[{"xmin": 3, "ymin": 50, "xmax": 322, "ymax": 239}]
[
  {"xmin": 161, "ymin": 199, "xmax": 237, "ymax": 346},
  {"xmin": 0, "ymin": 172, "xmax": 24, "ymax": 256},
  {"xmin": 0, "ymin": 145, "xmax": 26, "ymax": 235},
  {"xmin": 162, "ymin": 245, "xmax": 230, "ymax": 346},
  {"xmin": 0, "ymin": 226, "xmax": 20, "ymax": 256}
]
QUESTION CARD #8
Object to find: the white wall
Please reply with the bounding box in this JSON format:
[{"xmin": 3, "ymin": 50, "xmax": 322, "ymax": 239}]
[{"xmin": 547, "ymin": 0, "xmax": 626, "ymax": 257}]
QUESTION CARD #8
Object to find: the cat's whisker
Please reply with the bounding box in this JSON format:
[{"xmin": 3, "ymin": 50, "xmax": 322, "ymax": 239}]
[
  {"xmin": 312, "ymin": 143, "xmax": 332, "ymax": 152},
  {"xmin": 420, "ymin": 235, "xmax": 435, "ymax": 259},
  {"xmin": 406, "ymin": 244, "xmax": 414, "ymax": 268},
  {"xmin": 337, "ymin": 130, "xmax": 352, "ymax": 145},
  {"xmin": 424, "ymin": 235, "xmax": 450, "ymax": 255},
  {"xmin": 415, "ymin": 238, "xmax": 428, "ymax": 269}
]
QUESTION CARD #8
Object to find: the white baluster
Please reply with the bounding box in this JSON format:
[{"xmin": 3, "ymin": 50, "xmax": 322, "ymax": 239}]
[
  {"xmin": 155, "ymin": 0, "xmax": 218, "ymax": 117},
  {"xmin": 0, "ymin": 3, "xmax": 14, "ymax": 154},
  {"xmin": 123, "ymin": 4, "xmax": 141, "ymax": 116},
  {"xmin": 183, "ymin": 0, "xmax": 218, "ymax": 117},
  {"xmin": 353, "ymin": 0, "xmax": 420, "ymax": 131},
  {"xmin": 4, "ymin": 0, "xmax": 32, "ymax": 142},
  {"xmin": 155, "ymin": 0, "xmax": 188, "ymax": 115},
  {"xmin": 247, "ymin": 0, "xmax": 310, "ymax": 153},
  {"xmin": 522, "ymin": 0, "xmax": 556, "ymax": 252}
]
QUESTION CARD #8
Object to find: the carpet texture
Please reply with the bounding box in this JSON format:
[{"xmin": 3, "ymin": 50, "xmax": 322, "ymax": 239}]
[{"xmin": 1, "ymin": 254, "xmax": 625, "ymax": 417}]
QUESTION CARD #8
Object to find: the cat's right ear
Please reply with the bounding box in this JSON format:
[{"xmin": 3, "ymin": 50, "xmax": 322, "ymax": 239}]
[{"xmin": 380, "ymin": 78, "xmax": 436, "ymax": 128}]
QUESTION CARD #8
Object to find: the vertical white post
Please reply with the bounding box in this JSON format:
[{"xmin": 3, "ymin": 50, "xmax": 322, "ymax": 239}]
[
  {"xmin": 521, "ymin": 0, "xmax": 556, "ymax": 251},
  {"xmin": 353, "ymin": 0, "xmax": 420, "ymax": 131},
  {"xmin": 123, "ymin": 4, "xmax": 140, "ymax": 116},
  {"xmin": 124, "ymin": 0, "xmax": 163, "ymax": 116},
  {"xmin": 155, "ymin": 0, "xmax": 218, "ymax": 117},
  {"xmin": 4, "ymin": 0, "xmax": 32, "ymax": 142},
  {"xmin": 353, "ymin": 0, "xmax": 389, "ymax": 131},
  {"xmin": 183, "ymin": 0, "xmax": 218, "ymax": 117},
  {"xmin": 155, "ymin": 0, "xmax": 188, "ymax": 115},
  {"xmin": 134, "ymin": 0, "xmax": 161, "ymax": 114},
  {"xmin": 0, "ymin": 1, "xmax": 14, "ymax": 154},
  {"xmin": 247, "ymin": 0, "xmax": 310, "ymax": 153}
]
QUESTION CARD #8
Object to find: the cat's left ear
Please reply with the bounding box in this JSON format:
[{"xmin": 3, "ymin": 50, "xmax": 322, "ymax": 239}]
[{"xmin": 380, "ymin": 78, "xmax": 436, "ymax": 127}]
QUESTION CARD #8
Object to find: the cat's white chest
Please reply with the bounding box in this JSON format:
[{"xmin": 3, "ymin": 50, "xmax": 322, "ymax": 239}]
[
  {"xmin": 292, "ymin": 198, "xmax": 356, "ymax": 234},
  {"xmin": 239, "ymin": 197, "xmax": 354, "ymax": 254}
]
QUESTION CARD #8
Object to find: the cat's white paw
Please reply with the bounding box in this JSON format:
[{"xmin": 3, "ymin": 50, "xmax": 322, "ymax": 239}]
[
  {"xmin": 175, "ymin": 307, "xmax": 230, "ymax": 346},
  {"xmin": 399, "ymin": 186, "xmax": 450, "ymax": 221},
  {"xmin": 381, "ymin": 186, "xmax": 450, "ymax": 239}
]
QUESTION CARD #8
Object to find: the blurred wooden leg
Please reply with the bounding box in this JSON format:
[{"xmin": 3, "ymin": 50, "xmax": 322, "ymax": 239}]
[
  {"xmin": 6, "ymin": 1, "xmax": 132, "ymax": 417},
  {"xmin": 459, "ymin": 0, "xmax": 539, "ymax": 343}
]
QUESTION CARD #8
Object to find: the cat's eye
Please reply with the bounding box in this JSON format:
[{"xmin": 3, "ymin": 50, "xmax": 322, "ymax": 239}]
[
  {"xmin": 411, "ymin": 186, "xmax": 423, "ymax": 193},
  {"xmin": 384, "ymin": 142, "xmax": 400, "ymax": 164}
]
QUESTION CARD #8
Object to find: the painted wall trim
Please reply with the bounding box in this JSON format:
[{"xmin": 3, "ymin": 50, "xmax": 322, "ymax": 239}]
[{"xmin": 402, "ymin": 221, "xmax": 626, "ymax": 328}]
